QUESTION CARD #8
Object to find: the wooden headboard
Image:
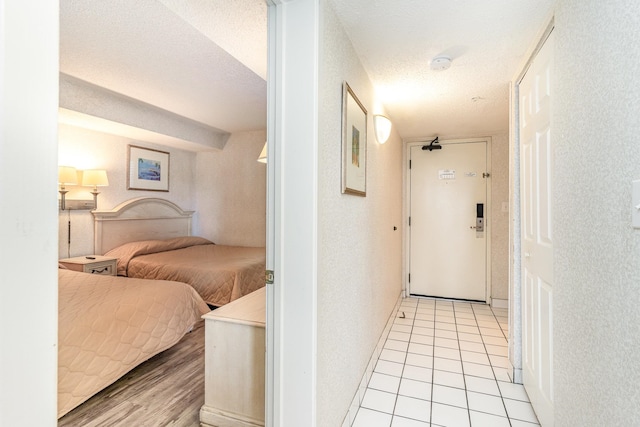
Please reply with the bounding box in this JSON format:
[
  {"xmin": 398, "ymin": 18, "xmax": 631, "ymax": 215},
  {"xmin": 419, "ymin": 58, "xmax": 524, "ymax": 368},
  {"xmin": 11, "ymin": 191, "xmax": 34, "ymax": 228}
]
[{"xmin": 92, "ymin": 197, "xmax": 195, "ymax": 255}]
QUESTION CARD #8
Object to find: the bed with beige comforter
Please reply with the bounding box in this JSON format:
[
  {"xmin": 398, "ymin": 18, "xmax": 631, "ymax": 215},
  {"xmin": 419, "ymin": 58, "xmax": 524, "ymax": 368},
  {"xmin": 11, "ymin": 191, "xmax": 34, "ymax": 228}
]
[
  {"xmin": 104, "ymin": 236, "xmax": 266, "ymax": 307},
  {"xmin": 58, "ymin": 268, "xmax": 209, "ymax": 418}
]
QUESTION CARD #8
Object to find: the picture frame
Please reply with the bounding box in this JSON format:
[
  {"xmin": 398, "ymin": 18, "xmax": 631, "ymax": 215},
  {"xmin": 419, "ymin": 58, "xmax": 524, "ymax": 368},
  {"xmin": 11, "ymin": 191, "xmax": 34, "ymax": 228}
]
[
  {"xmin": 127, "ymin": 145, "xmax": 170, "ymax": 192},
  {"xmin": 341, "ymin": 81, "xmax": 367, "ymax": 196}
]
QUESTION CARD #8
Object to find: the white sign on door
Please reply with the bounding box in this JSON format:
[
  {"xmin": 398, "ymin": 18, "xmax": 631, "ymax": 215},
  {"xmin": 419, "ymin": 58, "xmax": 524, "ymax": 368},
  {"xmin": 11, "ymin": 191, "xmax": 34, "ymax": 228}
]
[{"xmin": 438, "ymin": 169, "xmax": 456, "ymax": 180}]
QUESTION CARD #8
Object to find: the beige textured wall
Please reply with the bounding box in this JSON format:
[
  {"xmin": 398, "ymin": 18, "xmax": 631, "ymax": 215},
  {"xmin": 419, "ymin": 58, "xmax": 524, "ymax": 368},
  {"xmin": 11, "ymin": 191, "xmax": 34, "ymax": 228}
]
[
  {"xmin": 490, "ymin": 133, "xmax": 510, "ymax": 301},
  {"xmin": 194, "ymin": 130, "xmax": 266, "ymax": 247},
  {"xmin": 554, "ymin": 1, "xmax": 640, "ymax": 424},
  {"xmin": 316, "ymin": 2, "xmax": 404, "ymax": 426},
  {"xmin": 58, "ymin": 124, "xmax": 197, "ymax": 257},
  {"xmin": 58, "ymin": 125, "xmax": 265, "ymax": 256}
]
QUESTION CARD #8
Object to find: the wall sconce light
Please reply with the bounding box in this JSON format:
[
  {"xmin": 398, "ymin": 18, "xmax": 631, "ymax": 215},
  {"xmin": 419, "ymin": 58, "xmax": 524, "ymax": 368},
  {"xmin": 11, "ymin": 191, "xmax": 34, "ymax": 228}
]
[
  {"xmin": 82, "ymin": 169, "xmax": 109, "ymax": 209},
  {"xmin": 58, "ymin": 166, "xmax": 78, "ymax": 210},
  {"xmin": 257, "ymin": 141, "xmax": 267, "ymax": 163},
  {"xmin": 373, "ymin": 115, "xmax": 392, "ymax": 144}
]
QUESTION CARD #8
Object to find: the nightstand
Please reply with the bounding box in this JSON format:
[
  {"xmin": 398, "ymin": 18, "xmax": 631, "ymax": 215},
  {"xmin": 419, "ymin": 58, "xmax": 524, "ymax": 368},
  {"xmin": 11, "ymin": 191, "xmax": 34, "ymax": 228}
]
[{"xmin": 59, "ymin": 255, "xmax": 118, "ymax": 276}]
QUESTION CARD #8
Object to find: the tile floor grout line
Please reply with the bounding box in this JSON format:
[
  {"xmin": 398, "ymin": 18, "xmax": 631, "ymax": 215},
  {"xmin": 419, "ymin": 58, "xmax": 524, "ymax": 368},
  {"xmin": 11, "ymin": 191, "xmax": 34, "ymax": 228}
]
[
  {"xmin": 358, "ymin": 301, "xmax": 414, "ymax": 427},
  {"xmin": 488, "ymin": 304, "xmax": 540, "ymax": 426},
  {"xmin": 452, "ymin": 301, "xmax": 472, "ymax": 427},
  {"xmin": 390, "ymin": 303, "xmax": 416, "ymax": 426},
  {"xmin": 489, "ymin": 304, "xmax": 519, "ymax": 427},
  {"xmin": 477, "ymin": 303, "xmax": 514, "ymax": 427},
  {"xmin": 471, "ymin": 302, "xmax": 508, "ymax": 426},
  {"xmin": 429, "ymin": 300, "xmax": 437, "ymax": 427},
  {"xmin": 352, "ymin": 297, "xmax": 540, "ymax": 427}
]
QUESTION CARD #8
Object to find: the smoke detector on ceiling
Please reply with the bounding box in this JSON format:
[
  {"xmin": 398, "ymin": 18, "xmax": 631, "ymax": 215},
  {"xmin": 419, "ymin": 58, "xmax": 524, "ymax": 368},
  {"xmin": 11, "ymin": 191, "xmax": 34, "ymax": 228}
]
[{"xmin": 430, "ymin": 56, "xmax": 452, "ymax": 71}]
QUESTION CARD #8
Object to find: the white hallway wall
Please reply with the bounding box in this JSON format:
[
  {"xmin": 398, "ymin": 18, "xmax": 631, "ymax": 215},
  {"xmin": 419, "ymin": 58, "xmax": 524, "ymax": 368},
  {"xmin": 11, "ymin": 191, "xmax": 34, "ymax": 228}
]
[
  {"xmin": 553, "ymin": 0, "xmax": 640, "ymax": 424},
  {"xmin": 317, "ymin": 1, "xmax": 403, "ymax": 426}
]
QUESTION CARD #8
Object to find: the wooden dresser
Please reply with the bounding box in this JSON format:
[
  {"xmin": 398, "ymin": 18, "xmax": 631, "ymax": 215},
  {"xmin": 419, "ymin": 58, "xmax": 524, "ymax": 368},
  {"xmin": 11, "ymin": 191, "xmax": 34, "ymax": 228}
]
[{"xmin": 200, "ymin": 287, "xmax": 265, "ymax": 427}]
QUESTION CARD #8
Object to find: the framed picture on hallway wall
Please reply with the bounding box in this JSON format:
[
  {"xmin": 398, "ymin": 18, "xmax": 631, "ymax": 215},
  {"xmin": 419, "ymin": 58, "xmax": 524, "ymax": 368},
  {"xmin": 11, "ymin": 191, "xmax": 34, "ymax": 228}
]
[
  {"xmin": 127, "ymin": 145, "xmax": 170, "ymax": 192},
  {"xmin": 341, "ymin": 81, "xmax": 367, "ymax": 196}
]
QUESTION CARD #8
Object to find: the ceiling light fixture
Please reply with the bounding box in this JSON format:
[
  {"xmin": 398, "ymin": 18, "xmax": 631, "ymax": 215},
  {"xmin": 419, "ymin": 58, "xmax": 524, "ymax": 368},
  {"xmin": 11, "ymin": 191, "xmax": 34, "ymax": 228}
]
[{"xmin": 430, "ymin": 56, "xmax": 452, "ymax": 71}]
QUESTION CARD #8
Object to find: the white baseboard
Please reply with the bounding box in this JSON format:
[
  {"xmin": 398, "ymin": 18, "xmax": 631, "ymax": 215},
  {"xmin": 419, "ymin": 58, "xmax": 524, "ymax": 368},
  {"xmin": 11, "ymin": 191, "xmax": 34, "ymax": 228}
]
[
  {"xmin": 341, "ymin": 290, "xmax": 403, "ymax": 427},
  {"xmin": 200, "ymin": 405, "xmax": 263, "ymax": 427},
  {"xmin": 509, "ymin": 362, "xmax": 523, "ymax": 384},
  {"xmin": 491, "ymin": 298, "xmax": 508, "ymax": 309}
]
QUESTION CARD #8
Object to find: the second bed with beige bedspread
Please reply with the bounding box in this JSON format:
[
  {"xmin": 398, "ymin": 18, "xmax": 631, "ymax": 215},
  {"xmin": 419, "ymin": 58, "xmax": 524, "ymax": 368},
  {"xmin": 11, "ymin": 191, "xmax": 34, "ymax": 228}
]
[{"xmin": 105, "ymin": 236, "xmax": 266, "ymax": 307}]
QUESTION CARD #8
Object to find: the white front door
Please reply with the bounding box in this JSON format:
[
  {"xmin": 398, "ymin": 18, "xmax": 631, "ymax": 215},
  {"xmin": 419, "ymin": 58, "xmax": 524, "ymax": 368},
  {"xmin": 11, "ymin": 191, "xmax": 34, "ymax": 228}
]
[
  {"xmin": 520, "ymin": 31, "xmax": 554, "ymax": 427},
  {"xmin": 409, "ymin": 140, "xmax": 489, "ymax": 301}
]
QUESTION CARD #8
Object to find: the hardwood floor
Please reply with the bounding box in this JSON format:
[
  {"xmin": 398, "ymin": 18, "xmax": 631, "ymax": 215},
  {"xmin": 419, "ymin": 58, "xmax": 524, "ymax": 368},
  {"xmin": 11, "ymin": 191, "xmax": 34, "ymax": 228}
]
[{"xmin": 58, "ymin": 320, "xmax": 205, "ymax": 427}]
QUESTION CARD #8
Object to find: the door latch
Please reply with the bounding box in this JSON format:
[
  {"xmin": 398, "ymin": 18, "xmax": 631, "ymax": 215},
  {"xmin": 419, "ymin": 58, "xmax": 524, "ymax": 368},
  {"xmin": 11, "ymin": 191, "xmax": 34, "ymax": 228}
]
[{"xmin": 265, "ymin": 270, "xmax": 274, "ymax": 284}]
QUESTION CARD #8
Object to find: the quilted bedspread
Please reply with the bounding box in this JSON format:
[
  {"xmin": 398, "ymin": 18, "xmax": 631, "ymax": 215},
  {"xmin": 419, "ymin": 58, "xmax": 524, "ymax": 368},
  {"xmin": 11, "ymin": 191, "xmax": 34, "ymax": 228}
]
[
  {"xmin": 106, "ymin": 237, "xmax": 266, "ymax": 307},
  {"xmin": 58, "ymin": 268, "xmax": 209, "ymax": 418}
]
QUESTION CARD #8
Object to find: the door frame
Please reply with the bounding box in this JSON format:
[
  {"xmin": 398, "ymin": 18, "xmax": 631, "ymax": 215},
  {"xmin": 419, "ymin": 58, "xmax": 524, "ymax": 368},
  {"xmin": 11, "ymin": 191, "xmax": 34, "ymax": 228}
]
[
  {"xmin": 404, "ymin": 137, "xmax": 492, "ymax": 303},
  {"xmin": 265, "ymin": 1, "xmax": 319, "ymax": 426}
]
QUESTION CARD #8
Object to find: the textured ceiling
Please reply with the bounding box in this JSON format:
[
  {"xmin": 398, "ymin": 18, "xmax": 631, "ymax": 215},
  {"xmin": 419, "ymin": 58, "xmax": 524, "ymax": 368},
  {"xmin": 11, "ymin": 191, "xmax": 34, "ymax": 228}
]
[
  {"xmin": 60, "ymin": 0, "xmax": 555, "ymax": 141},
  {"xmin": 60, "ymin": 0, "xmax": 267, "ymax": 134},
  {"xmin": 329, "ymin": 0, "xmax": 555, "ymax": 138}
]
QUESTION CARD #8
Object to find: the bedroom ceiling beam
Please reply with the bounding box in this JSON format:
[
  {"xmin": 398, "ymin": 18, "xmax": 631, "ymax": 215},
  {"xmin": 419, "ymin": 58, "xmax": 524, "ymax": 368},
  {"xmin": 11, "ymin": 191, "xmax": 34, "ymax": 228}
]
[{"xmin": 59, "ymin": 73, "xmax": 231, "ymax": 152}]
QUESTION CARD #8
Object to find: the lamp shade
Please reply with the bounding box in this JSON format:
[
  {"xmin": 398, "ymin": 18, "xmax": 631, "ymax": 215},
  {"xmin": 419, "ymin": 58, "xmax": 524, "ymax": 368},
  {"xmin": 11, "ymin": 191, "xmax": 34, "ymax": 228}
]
[
  {"xmin": 257, "ymin": 142, "xmax": 267, "ymax": 163},
  {"xmin": 82, "ymin": 169, "xmax": 109, "ymax": 187},
  {"xmin": 374, "ymin": 115, "xmax": 392, "ymax": 144},
  {"xmin": 58, "ymin": 166, "xmax": 78, "ymax": 185}
]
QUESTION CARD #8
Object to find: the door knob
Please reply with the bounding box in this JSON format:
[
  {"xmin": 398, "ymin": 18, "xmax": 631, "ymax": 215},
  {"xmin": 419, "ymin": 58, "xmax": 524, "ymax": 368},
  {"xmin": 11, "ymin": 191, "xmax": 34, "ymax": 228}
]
[{"xmin": 524, "ymin": 252, "xmax": 531, "ymax": 258}]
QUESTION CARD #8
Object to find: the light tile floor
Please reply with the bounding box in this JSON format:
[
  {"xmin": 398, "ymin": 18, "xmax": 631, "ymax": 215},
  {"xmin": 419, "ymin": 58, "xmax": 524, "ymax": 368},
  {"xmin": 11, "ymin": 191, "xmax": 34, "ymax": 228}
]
[{"xmin": 352, "ymin": 297, "xmax": 540, "ymax": 427}]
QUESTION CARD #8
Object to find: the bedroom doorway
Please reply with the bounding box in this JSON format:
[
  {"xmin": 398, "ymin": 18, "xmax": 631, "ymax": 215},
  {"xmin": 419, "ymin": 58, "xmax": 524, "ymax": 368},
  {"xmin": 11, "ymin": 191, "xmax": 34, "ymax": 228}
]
[{"xmin": 407, "ymin": 138, "xmax": 491, "ymax": 302}]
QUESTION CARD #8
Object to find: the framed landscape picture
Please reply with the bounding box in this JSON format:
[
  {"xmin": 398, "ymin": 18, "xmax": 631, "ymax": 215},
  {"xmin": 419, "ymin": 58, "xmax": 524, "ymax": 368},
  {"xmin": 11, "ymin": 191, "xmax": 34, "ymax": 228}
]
[
  {"xmin": 127, "ymin": 145, "xmax": 170, "ymax": 191},
  {"xmin": 341, "ymin": 81, "xmax": 367, "ymax": 196}
]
